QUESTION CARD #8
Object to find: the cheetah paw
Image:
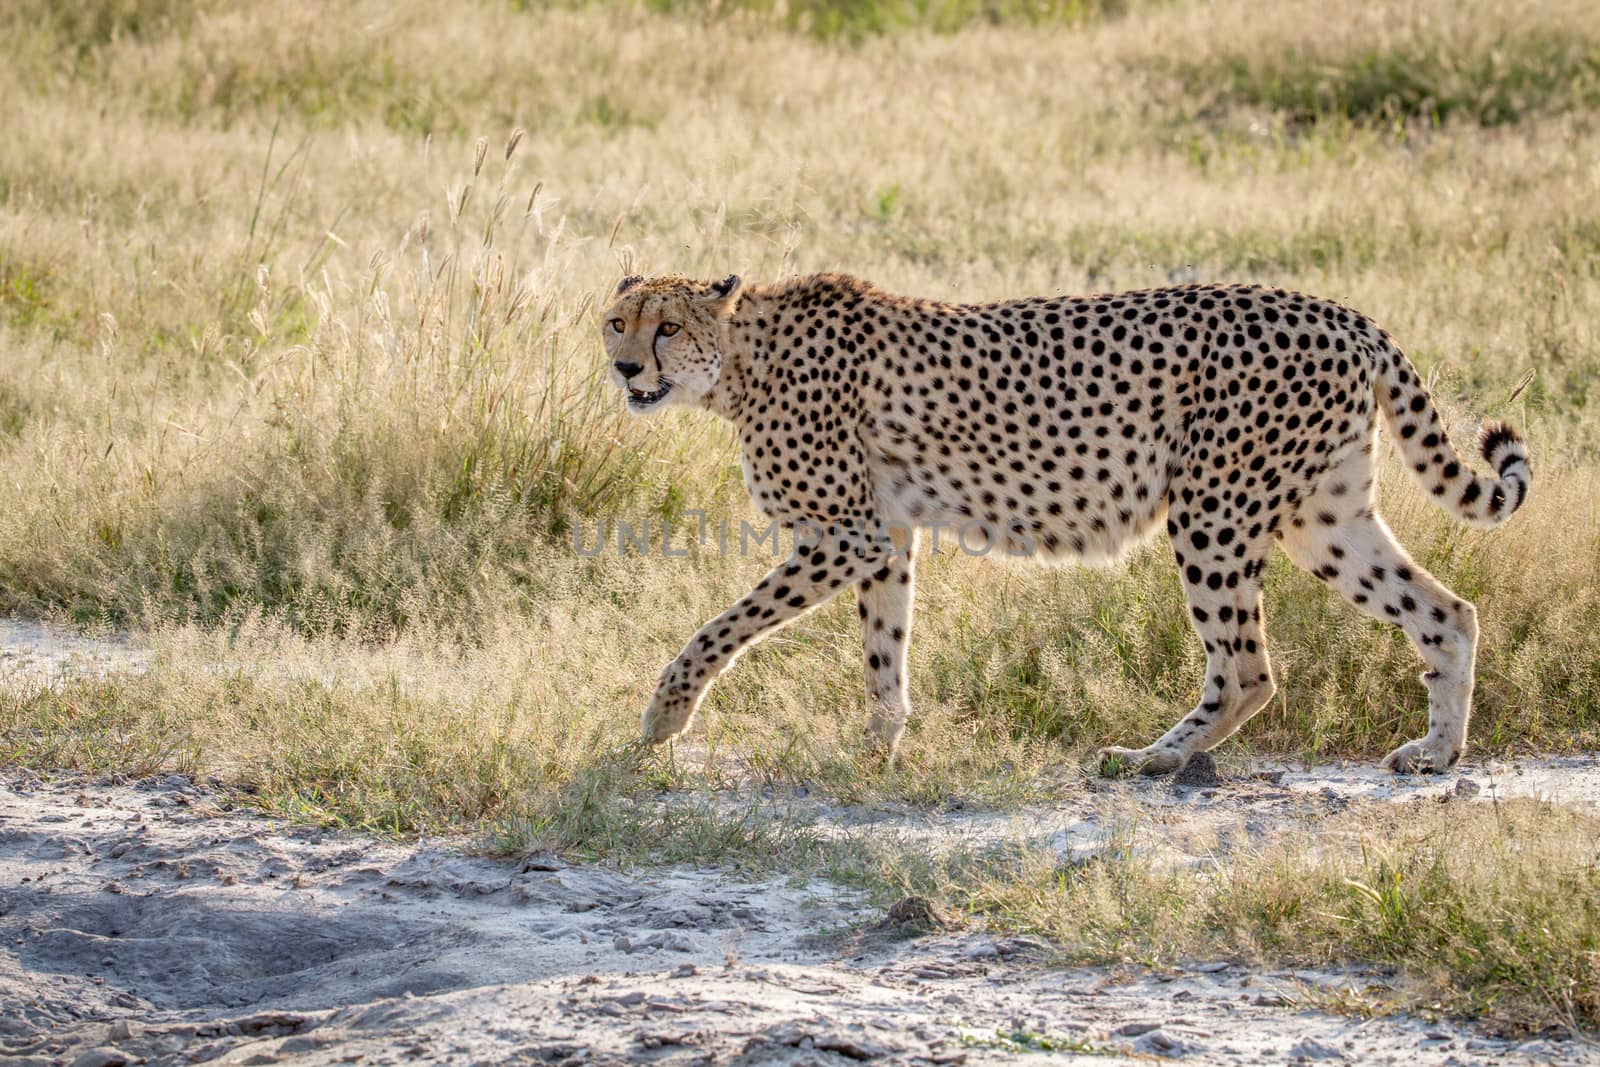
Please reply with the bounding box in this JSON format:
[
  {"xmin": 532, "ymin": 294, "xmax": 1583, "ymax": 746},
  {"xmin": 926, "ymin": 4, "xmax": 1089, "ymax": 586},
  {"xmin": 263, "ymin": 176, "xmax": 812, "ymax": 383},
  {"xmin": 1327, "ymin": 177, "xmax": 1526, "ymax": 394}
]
[
  {"xmin": 1096, "ymin": 745, "xmax": 1186, "ymax": 778},
  {"xmin": 1382, "ymin": 737, "xmax": 1461, "ymax": 774},
  {"xmin": 640, "ymin": 691, "xmax": 699, "ymax": 744},
  {"xmin": 865, "ymin": 705, "xmax": 908, "ymax": 762}
]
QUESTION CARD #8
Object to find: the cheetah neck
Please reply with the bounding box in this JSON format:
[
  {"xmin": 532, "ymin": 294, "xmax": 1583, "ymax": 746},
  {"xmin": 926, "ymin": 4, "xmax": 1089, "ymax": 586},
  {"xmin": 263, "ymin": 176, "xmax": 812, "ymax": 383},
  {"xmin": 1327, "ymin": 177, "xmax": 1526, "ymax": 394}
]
[{"xmin": 703, "ymin": 291, "xmax": 765, "ymax": 423}]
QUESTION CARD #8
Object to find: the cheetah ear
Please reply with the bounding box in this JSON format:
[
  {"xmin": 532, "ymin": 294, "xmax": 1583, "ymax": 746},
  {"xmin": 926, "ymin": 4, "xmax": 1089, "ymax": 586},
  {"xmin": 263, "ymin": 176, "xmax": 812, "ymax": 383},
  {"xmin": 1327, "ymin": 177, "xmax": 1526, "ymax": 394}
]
[
  {"xmin": 615, "ymin": 275, "xmax": 644, "ymax": 295},
  {"xmin": 704, "ymin": 274, "xmax": 742, "ymax": 313}
]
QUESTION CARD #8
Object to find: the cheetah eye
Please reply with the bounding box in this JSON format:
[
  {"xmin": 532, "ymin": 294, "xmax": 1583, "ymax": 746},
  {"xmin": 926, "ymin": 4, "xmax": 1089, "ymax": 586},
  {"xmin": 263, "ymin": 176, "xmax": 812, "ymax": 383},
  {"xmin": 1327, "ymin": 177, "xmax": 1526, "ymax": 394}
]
[
  {"xmin": 657, "ymin": 322, "xmax": 681, "ymax": 337},
  {"xmin": 608, "ymin": 318, "xmax": 626, "ymax": 333}
]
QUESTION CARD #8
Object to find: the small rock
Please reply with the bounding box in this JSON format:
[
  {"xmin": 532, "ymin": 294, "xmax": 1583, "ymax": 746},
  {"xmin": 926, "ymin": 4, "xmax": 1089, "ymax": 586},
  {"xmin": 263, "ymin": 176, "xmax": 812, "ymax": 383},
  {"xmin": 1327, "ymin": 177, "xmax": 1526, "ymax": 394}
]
[
  {"xmin": 1453, "ymin": 778, "xmax": 1481, "ymax": 798},
  {"xmin": 108, "ymin": 1020, "xmax": 136, "ymax": 1042},
  {"xmin": 1172, "ymin": 751, "xmax": 1222, "ymax": 788},
  {"xmin": 814, "ymin": 1033, "xmax": 891, "ymax": 1060},
  {"xmin": 633, "ymin": 927, "xmax": 691, "ymax": 953},
  {"xmin": 670, "ymin": 963, "xmax": 698, "ymax": 978},
  {"xmin": 233, "ymin": 1011, "xmax": 307, "ymax": 1034},
  {"xmin": 880, "ymin": 895, "xmax": 953, "ymax": 934},
  {"xmin": 1286, "ymin": 1037, "xmax": 1346, "ymax": 1059},
  {"xmin": 161, "ymin": 774, "xmax": 192, "ymax": 790},
  {"xmin": 994, "ymin": 936, "xmax": 1048, "ymax": 957},
  {"xmin": 613, "ymin": 935, "xmax": 633, "ymax": 953},
  {"xmin": 1115, "ymin": 1022, "xmax": 1160, "ymax": 1037},
  {"xmin": 1134, "ymin": 1030, "xmax": 1188, "ymax": 1057},
  {"xmin": 71, "ymin": 1049, "xmax": 128, "ymax": 1067}
]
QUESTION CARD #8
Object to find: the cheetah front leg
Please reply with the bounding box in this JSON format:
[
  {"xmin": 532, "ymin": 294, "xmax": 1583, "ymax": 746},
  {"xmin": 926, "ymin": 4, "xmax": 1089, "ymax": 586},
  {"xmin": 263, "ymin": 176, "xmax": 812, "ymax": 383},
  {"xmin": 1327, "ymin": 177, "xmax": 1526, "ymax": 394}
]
[
  {"xmin": 858, "ymin": 527, "xmax": 918, "ymax": 756},
  {"xmin": 1098, "ymin": 500, "xmax": 1279, "ymax": 777},
  {"xmin": 642, "ymin": 526, "xmax": 891, "ymax": 744}
]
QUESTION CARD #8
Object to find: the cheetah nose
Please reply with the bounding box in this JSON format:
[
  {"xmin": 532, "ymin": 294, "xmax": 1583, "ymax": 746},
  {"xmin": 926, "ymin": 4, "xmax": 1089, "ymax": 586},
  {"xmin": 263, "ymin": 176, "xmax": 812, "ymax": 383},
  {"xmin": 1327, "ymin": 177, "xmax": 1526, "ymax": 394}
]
[{"xmin": 614, "ymin": 360, "xmax": 644, "ymax": 380}]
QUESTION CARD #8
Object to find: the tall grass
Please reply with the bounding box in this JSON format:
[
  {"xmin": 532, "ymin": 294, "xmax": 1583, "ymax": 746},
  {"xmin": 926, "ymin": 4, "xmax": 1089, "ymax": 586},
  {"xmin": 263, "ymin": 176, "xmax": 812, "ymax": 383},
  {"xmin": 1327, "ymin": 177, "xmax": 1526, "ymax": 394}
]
[
  {"xmin": 0, "ymin": 0, "xmax": 1595, "ymax": 807},
  {"xmin": 605, "ymin": 0, "xmax": 1149, "ymax": 39},
  {"xmin": 0, "ymin": 130, "xmax": 738, "ymax": 633}
]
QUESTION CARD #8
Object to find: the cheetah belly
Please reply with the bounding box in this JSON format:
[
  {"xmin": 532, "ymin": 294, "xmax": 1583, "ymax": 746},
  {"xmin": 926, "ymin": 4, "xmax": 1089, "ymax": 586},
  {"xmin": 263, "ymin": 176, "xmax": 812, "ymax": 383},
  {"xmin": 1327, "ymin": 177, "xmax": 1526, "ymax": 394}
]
[
  {"xmin": 869, "ymin": 447, "xmax": 1170, "ymax": 567},
  {"xmin": 872, "ymin": 467, "xmax": 973, "ymax": 529}
]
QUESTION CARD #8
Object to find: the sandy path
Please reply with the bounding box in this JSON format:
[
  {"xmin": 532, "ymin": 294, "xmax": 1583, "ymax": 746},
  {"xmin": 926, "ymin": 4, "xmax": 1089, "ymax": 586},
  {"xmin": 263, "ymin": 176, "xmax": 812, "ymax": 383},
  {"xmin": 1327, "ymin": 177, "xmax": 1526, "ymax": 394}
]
[
  {"xmin": 0, "ymin": 620, "xmax": 146, "ymax": 685},
  {"xmin": 798, "ymin": 752, "xmax": 1600, "ymax": 861},
  {"xmin": 4, "ymin": 768, "xmax": 1596, "ymax": 1066}
]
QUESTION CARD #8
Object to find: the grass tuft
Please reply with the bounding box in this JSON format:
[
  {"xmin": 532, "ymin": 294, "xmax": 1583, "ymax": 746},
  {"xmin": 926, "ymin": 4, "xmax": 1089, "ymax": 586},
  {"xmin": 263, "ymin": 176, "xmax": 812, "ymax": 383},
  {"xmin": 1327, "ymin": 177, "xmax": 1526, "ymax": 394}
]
[{"xmin": 942, "ymin": 800, "xmax": 1600, "ymax": 1031}]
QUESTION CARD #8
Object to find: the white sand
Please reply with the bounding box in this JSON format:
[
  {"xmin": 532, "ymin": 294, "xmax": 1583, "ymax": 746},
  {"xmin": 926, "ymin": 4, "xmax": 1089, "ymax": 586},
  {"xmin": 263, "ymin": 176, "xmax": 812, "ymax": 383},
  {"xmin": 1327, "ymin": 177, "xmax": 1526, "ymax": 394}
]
[{"xmin": 4, "ymin": 765, "xmax": 1596, "ymax": 1066}]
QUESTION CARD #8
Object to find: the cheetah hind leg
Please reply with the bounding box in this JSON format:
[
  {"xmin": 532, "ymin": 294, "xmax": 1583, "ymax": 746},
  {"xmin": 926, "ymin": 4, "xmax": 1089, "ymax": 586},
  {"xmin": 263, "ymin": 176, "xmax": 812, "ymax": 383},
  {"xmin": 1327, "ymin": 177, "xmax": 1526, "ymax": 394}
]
[{"xmin": 1281, "ymin": 511, "xmax": 1477, "ymax": 774}]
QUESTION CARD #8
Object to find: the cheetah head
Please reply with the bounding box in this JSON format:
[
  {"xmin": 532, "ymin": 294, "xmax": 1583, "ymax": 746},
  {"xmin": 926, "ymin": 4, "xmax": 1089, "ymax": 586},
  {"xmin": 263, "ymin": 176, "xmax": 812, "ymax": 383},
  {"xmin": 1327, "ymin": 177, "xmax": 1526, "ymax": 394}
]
[{"xmin": 600, "ymin": 273, "xmax": 742, "ymax": 414}]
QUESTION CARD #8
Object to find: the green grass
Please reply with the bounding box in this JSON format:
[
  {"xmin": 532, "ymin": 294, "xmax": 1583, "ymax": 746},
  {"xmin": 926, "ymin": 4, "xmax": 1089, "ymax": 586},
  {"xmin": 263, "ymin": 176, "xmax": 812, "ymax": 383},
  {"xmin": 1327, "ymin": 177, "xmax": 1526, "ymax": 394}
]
[
  {"xmin": 556, "ymin": 0, "xmax": 1151, "ymax": 40},
  {"xmin": 1182, "ymin": 35, "xmax": 1600, "ymax": 128},
  {"xmin": 961, "ymin": 1027, "xmax": 1114, "ymax": 1055},
  {"xmin": 0, "ymin": 255, "xmax": 66, "ymax": 337}
]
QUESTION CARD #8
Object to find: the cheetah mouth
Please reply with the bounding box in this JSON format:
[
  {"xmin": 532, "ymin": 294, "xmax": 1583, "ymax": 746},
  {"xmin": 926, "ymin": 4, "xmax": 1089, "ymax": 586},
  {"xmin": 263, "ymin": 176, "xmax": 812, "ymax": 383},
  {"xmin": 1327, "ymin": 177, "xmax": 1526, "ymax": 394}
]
[{"xmin": 627, "ymin": 380, "xmax": 673, "ymax": 409}]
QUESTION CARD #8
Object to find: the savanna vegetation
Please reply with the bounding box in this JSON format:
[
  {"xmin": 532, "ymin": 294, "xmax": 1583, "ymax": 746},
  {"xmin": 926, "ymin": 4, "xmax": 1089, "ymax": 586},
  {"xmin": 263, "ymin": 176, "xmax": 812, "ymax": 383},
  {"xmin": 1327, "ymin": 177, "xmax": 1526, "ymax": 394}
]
[{"xmin": 1, "ymin": 0, "xmax": 1597, "ymax": 1031}]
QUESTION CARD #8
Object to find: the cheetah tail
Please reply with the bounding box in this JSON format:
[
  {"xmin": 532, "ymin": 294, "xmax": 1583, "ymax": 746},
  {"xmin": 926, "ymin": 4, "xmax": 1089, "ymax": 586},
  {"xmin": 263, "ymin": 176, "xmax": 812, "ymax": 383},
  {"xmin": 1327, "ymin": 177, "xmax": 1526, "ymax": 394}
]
[{"xmin": 1373, "ymin": 342, "xmax": 1531, "ymax": 530}]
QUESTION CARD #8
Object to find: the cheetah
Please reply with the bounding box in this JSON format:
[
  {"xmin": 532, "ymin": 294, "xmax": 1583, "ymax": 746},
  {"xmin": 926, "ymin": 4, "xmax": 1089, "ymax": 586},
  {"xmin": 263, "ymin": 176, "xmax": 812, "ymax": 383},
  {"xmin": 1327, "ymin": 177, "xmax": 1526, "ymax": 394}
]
[{"xmin": 601, "ymin": 272, "xmax": 1530, "ymax": 775}]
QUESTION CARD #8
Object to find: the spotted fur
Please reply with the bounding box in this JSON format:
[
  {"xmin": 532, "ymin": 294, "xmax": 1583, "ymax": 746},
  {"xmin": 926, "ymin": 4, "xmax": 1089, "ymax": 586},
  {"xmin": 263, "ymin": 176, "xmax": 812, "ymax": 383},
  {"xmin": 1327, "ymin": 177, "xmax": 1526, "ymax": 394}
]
[{"xmin": 600, "ymin": 273, "xmax": 1530, "ymax": 775}]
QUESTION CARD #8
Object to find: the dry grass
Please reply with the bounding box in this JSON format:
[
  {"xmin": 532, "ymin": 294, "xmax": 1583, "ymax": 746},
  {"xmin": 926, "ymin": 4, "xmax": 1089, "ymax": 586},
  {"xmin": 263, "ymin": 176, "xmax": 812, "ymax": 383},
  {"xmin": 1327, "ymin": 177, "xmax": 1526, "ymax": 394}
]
[
  {"xmin": 1, "ymin": 0, "xmax": 1599, "ymax": 1028},
  {"xmin": 899, "ymin": 798, "xmax": 1600, "ymax": 1032},
  {"xmin": 1, "ymin": 0, "xmax": 1596, "ymax": 794}
]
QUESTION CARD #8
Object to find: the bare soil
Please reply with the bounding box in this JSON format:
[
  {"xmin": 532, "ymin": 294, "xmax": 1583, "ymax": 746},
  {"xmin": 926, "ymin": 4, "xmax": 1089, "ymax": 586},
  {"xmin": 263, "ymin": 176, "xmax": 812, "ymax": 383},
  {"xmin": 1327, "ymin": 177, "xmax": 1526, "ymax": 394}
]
[{"xmin": 4, "ymin": 761, "xmax": 1598, "ymax": 1066}]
